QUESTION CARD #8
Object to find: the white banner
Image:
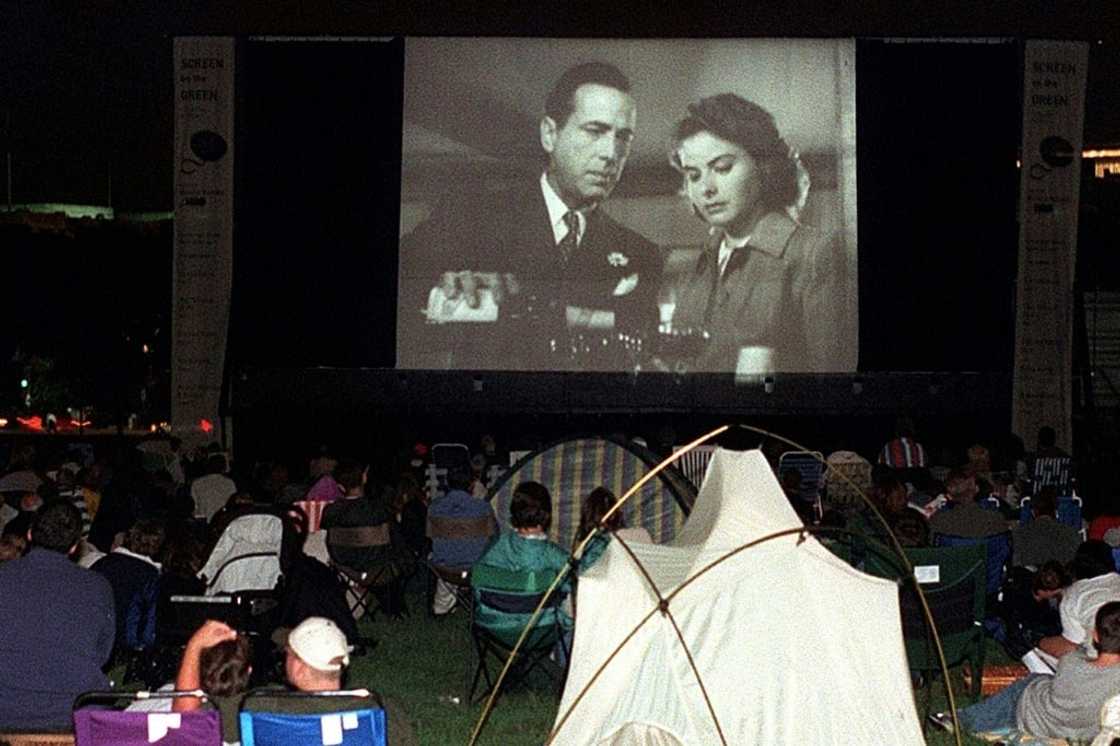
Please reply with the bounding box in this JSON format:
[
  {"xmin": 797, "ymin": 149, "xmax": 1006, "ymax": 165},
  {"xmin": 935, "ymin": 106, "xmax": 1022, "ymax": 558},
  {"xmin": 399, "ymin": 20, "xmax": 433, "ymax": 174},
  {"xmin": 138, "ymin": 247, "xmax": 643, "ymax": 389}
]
[
  {"xmin": 1012, "ymin": 40, "xmax": 1089, "ymax": 453},
  {"xmin": 172, "ymin": 37, "xmax": 235, "ymax": 446}
]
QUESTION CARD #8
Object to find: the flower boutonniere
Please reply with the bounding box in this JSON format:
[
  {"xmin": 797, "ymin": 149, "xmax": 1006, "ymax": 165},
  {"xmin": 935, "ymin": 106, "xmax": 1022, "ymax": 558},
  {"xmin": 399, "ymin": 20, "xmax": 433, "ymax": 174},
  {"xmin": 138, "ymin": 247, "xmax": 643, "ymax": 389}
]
[{"xmin": 607, "ymin": 252, "xmax": 630, "ymax": 268}]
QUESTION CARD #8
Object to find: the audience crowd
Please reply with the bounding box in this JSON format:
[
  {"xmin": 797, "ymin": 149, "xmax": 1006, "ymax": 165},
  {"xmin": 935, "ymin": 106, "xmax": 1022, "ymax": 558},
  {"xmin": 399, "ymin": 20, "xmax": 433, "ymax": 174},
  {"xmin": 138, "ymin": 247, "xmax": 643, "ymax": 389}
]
[{"xmin": 0, "ymin": 420, "xmax": 1116, "ymax": 743}]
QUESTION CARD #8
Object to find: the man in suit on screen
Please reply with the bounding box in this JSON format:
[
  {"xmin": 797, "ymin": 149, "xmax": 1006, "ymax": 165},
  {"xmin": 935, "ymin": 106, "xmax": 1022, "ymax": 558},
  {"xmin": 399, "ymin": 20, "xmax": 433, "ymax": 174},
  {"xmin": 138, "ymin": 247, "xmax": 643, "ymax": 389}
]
[{"xmin": 400, "ymin": 62, "xmax": 663, "ymax": 371}]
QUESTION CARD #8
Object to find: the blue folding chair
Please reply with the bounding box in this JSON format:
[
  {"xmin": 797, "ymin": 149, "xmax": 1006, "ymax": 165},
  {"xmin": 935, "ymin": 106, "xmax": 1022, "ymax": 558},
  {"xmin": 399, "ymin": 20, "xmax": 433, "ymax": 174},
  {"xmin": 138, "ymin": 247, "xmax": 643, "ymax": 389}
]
[
  {"xmin": 1057, "ymin": 495, "xmax": 1084, "ymax": 538},
  {"xmin": 933, "ymin": 531, "xmax": 1012, "ymax": 601},
  {"xmin": 778, "ymin": 450, "xmax": 824, "ymax": 520},
  {"xmin": 239, "ymin": 690, "xmax": 386, "ymax": 746}
]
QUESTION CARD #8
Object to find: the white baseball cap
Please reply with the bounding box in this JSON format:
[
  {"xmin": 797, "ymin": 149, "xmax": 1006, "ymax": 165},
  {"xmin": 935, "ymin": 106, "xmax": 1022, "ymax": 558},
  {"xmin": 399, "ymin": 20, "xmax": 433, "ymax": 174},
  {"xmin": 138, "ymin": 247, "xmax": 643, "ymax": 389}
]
[{"xmin": 286, "ymin": 617, "xmax": 353, "ymax": 672}]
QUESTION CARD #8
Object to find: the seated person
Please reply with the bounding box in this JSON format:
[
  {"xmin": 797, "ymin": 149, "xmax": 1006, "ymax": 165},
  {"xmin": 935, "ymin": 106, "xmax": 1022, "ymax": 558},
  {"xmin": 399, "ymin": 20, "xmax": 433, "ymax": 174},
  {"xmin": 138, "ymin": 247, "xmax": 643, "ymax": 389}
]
[
  {"xmin": 321, "ymin": 459, "xmax": 413, "ymax": 617},
  {"xmin": 473, "ymin": 482, "xmax": 572, "ymax": 635},
  {"xmin": 928, "ymin": 468, "xmax": 1009, "ymax": 539},
  {"xmin": 92, "ymin": 517, "xmax": 166, "ymax": 651},
  {"xmin": 1012, "ymin": 486, "xmax": 1080, "ymax": 568},
  {"xmin": 244, "ymin": 617, "xmax": 417, "ymax": 746},
  {"xmin": 428, "ymin": 466, "xmax": 496, "ymax": 615},
  {"xmin": 322, "ymin": 459, "xmax": 407, "ymax": 571},
  {"xmin": 126, "ymin": 620, "xmax": 251, "ymax": 745},
  {"xmin": 936, "ymin": 600, "xmax": 1120, "ymax": 741},
  {"xmin": 574, "ymin": 486, "xmax": 652, "ymax": 572},
  {"xmin": 0, "ymin": 501, "xmax": 115, "ymax": 730},
  {"xmin": 1038, "ymin": 540, "xmax": 1120, "ymax": 660}
]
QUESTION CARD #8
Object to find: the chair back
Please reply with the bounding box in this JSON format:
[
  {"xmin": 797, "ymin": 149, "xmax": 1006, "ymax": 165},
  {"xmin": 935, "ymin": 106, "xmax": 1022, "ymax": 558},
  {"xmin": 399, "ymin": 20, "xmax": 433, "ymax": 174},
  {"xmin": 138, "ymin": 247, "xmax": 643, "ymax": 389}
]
[
  {"xmin": 1032, "ymin": 456, "xmax": 1072, "ymax": 494},
  {"xmin": 327, "ymin": 524, "xmax": 391, "ymax": 549},
  {"xmin": 979, "ymin": 496, "xmax": 1001, "ymax": 512},
  {"xmin": 823, "ymin": 450, "xmax": 871, "ymax": 510},
  {"xmin": 471, "ymin": 563, "xmax": 567, "ymax": 648},
  {"xmin": 672, "ymin": 444, "xmax": 716, "ymax": 491},
  {"xmin": 73, "ymin": 693, "xmax": 221, "ymax": 746},
  {"xmin": 427, "ymin": 515, "xmax": 495, "ymax": 542},
  {"xmin": 777, "ymin": 450, "xmax": 824, "ymax": 506},
  {"xmin": 932, "ymin": 531, "xmax": 1011, "ymax": 598},
  {"xmin": 293, "ymin": 501, "xmax": 328, "ymax": 533},
  {"xmin": 200, "ymin": 513, "xmax": 284, "ymax": 595},
  {"xmin": 239, "ymin": 690, "xmax": 385, "ymax": 746},
  {"xmin": 1057, "ymin": 495, "xmax": 1083, "ymax": 535},
  {"xmin": 859, "ymin": 541, "xmax": 987, "ymax": 671}
]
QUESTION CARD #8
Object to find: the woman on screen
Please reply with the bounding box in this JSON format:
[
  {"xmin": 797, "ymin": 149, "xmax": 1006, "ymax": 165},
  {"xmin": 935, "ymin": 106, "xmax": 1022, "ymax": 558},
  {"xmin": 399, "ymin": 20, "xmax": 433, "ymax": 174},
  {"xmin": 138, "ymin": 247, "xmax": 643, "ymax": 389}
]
[{"xmin": 667, "ymin": 93, "xmax": 846, "ymax": 373}]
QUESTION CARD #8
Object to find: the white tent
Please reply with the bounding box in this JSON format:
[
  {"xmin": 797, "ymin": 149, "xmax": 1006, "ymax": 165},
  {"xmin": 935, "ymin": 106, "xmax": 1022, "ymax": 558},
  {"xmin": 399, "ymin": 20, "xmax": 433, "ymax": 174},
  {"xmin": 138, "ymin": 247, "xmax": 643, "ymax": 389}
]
[{"xmin": 552, "ymin": 448, "xmax": 924, "ymax": 745}]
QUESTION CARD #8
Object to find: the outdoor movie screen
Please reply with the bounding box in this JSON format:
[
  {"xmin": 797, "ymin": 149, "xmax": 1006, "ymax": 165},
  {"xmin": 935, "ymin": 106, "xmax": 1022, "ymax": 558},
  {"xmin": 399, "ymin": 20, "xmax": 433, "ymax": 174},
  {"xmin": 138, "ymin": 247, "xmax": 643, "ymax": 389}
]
[{"xmin": 397, "ymin": 38, "xmax": 858, "ymax": 374}]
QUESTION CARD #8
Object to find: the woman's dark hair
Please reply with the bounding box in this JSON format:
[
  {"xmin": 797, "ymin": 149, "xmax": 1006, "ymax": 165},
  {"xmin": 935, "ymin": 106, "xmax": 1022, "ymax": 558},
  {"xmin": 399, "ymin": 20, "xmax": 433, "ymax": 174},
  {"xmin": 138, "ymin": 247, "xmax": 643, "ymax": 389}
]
[
  {"xmin": 669, "ymin": 93, "xmax": 799, "ymax": 211},
  {"xmin": 334, "ymin": 458, "xmax": 366, "ymax": 493},
  {"xmin": 577, "ymin": 487, "xmax": 624, "ymax": 542},
  {"xmin": 199, "ymin": 635, "xmax": 252, "ymax": 696},
  {"xmin": 510, "ymin": 481, "xmax": 552, "ymax": 530}
]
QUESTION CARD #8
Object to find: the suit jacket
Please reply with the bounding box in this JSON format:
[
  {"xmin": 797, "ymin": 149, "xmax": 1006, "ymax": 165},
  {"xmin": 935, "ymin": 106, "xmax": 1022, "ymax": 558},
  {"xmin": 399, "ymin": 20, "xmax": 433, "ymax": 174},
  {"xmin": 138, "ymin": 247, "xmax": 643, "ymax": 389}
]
[
  {"xmin": 400, "ymin": 179, "xmax": 663, "ymax": 370},
  {"xmin": 671, "ymin": 211, "xmax": 846, "ymax": 373}
]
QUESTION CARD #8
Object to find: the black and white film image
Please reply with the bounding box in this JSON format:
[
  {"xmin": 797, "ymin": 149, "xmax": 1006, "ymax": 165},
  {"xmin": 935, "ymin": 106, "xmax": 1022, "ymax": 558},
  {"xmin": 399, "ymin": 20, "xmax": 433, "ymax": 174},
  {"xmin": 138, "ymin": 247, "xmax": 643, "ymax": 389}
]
[{"xmin": 397, "ymin": 38, "xmax": 858, "ymax": 374}]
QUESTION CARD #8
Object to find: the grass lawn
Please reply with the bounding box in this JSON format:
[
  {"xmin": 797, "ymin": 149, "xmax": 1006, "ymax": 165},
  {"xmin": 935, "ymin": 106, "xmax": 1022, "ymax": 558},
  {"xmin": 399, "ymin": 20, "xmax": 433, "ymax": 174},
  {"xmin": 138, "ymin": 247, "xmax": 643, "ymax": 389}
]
[{"xmin": 344, "ymin": 588, "xmax": 1013, "ymax": 745}]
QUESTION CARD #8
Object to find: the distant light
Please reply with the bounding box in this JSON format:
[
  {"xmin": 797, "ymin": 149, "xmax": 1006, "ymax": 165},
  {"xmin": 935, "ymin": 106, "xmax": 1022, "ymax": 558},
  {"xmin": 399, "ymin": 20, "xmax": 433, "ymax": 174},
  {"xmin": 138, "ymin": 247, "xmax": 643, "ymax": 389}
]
[
  {"xmin": 1084, "ymin": 149, "xmax": 1120, "ymax": 159},
  {"xmin": 19, "ymin": 378, "xmax": 28, "ymax": 389},
  {"xmin": 199, "ymin": 418, "xmax": 214, "ymax": 434},
  {"xmin": 150, "ymin": 424, "xmax": 158, "ymax": 433},
  {"xmin": 0, "ymin": 418, "xmax": 7, "ymax": 427},
  {"xmin": 142, "ymin": 344, "xmax": 150, "ymax": 354},
  {"xmin": 17, "ymin": 416, "xmax": 43, "ymax": 431}
]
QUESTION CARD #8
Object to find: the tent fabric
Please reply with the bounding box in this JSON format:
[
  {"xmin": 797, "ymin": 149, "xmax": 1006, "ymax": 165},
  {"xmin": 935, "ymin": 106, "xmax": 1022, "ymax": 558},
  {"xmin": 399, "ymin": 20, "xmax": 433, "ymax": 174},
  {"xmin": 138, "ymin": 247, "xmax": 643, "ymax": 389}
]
[
  {"xmin": 553, "ymin": 448, "xmax": 924, "ymax": 745},
  {"xmin": 489, "ymin": 437, "xmax": 694, "ymax": 550}
]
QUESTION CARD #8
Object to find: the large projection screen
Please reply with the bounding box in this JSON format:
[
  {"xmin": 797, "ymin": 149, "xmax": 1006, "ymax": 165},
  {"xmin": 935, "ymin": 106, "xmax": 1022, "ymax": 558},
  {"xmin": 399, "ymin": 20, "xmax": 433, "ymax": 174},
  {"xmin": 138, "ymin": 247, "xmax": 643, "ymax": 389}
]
[{"xmin": 398, "ymin": 38, "xmax": 857, "ymax": 374}]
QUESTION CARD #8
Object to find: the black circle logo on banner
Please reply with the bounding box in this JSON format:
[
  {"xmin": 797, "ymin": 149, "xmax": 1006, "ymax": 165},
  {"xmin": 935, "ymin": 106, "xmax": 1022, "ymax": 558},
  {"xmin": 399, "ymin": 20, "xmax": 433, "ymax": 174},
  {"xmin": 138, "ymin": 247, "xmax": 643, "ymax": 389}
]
[
  {"xmin": 1039, "ymin": 135, "xmax": 1074, "ymax": 168},
  {"xmin": 190, "ymin": 130, "xmax": 229, "ymax": 162}
]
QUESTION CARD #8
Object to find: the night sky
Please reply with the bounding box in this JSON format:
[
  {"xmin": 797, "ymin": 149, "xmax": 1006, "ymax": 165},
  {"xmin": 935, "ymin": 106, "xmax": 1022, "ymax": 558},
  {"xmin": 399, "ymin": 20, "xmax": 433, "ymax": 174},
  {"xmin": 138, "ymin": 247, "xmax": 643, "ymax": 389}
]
[{"xmin": 2, "ymin": 1, "xmax": 1119, "ymax": 212}]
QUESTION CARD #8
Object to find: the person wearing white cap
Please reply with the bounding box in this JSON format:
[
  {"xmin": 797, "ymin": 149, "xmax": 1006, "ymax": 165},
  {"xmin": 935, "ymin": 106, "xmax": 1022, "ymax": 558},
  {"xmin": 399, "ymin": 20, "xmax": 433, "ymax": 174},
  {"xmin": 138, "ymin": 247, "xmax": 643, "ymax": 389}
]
[
  {"xmin": 248, "ymin": 617, "xmax": 419, "ymax": 745},
  {"xmin": 284, "ymin": 616, "xmax": 353, "ymax": 688}
]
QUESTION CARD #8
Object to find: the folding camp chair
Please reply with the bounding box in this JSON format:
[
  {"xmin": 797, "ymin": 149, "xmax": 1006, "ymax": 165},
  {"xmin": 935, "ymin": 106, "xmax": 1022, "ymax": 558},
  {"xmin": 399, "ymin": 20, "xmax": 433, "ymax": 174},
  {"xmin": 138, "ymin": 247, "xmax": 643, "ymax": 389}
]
[
  {"xmin": 778, "ymin": 450, "xmax": 824, "ymax": 521},
  {"xmin": 1031, "ymin": 456, "xmax": 1073, "ymax": 495},
  {"xmin": 239, "ymin": 690, "xmax": 386, "ymax": 746},
  {"xmin": 861, "ymin": 541, "xmax": 988, "ymax": 701},
  {"xmin": 468, "ymin": 563, "xmax": 571, "ymax": 704},
  {"xmin": 425, "ymin": 513, "xmax": 496, "ymax": 616},
  {"xmin": 1057, "ymin": 495, "xmax": 1085, "ymax": 538},
  {"xmin": 672, "ymin": 444, "xmax": 715, "ymax": 491},
  {"xmin": 327, "ymin": 524, "xmax": 406, "ymax": 619},
  {"xmin": 933, "ymin": 531, "xmax": 1012, "ymax": 602},
  {"xmin": 73, "ymin": 691, "xmax": 221, "ymax": 746}
]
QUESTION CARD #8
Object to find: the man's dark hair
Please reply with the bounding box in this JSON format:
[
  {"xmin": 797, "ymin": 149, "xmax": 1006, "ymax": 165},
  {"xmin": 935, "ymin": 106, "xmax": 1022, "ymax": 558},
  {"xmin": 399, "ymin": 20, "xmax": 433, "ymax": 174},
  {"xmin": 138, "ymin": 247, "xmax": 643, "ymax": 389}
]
[
  {"xmin": 1032, "ymin": 560, "xmax": 1072, "ymax": 595},
  {"xmin": 334, "ymin": 458, "xmax": 366, "ymax": 493},
  {"xmin": 446, "ymin": 467, "xmax": 472, "ymax": 492},
  {"xmin": 1033, "ymin": 486, "xmax": 1058, "ymax": 518},
  {"xmin": 30, "ymin": 500, "xmax": 83, "ymax": 553},
  {"xmin": 1096, "ymin": 601, "xmax": 1120, "ymax": 654},
  {"xmin": 206, "ymin": 453, "xmax": 227, "ymax": 475},
  {"xmin": 544, "ymin": 62, "xmax": 631, "ymax": 128},
  {"xmin": 125, "ymin": 518, "xmax": 166, "ymax": 560},
  {"xmin": 510, "ymin": 481, "xmax": 552, "ymax": 530},
  {"xmin": 199, "ymin": 635, "xmax": 252, "ymax": 696},
  {"xmin": 1073, "ymin": 540, "xmax": 1116, "ymax": 580},
  {"xmin": 945, "ymin": 468, "xmax": 976, "ymax": 502}
]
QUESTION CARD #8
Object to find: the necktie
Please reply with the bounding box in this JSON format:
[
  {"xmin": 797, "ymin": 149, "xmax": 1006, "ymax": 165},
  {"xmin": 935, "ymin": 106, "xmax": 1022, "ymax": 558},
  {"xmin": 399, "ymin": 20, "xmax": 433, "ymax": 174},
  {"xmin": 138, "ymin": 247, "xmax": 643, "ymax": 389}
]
[{"xmin": 559, "ymin": 210, "xmax": 579, "ymax": 264}]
